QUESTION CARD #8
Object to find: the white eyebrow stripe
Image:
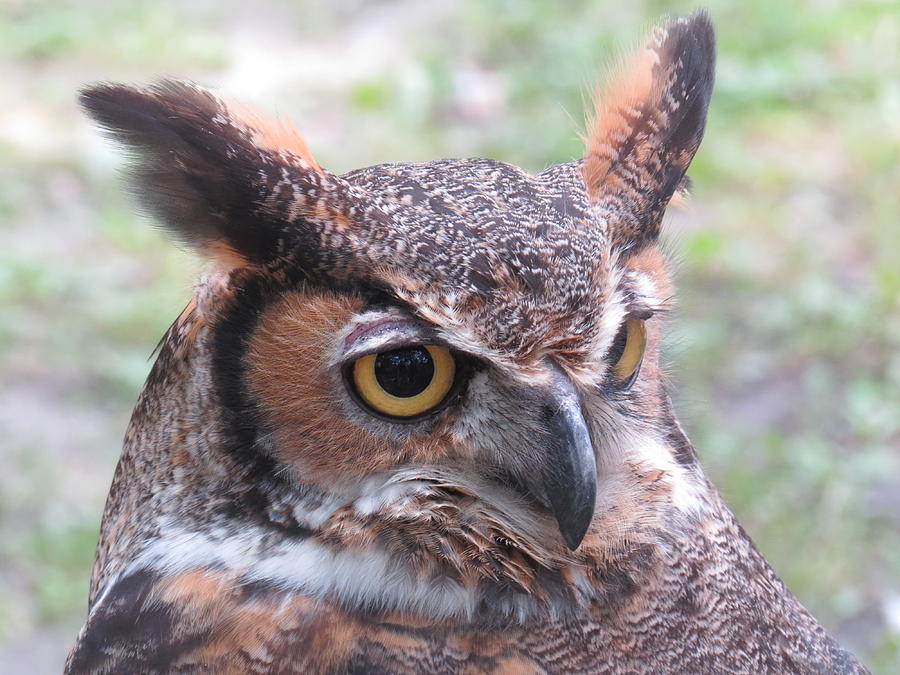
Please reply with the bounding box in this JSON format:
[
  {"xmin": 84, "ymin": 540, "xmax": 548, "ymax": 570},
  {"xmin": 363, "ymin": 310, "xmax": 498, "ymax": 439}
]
[
  {"xmin": 329, "ymin": 310, "xmax": 433, "ymax": 367},
  {"xmin": 342, "ymin": 325, "xmax": 422, "ymax": 360},
  {"xmin": 625, "ymin": 268, "xmax": 665, "ymax": 308}
]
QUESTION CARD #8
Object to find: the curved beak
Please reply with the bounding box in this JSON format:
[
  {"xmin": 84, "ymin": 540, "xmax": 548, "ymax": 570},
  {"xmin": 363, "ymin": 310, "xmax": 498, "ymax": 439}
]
[{"xmin": 530, "ymin": 370, "xmax": 598, "ymax": 550}]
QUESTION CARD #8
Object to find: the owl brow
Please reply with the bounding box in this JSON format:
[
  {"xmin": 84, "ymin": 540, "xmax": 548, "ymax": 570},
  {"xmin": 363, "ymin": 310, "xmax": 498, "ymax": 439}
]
[
  {"xmin": 624, "ymin": 306, "xmax": 656, "ymax": 321},
  {"xmin": 343, "ymin": 317, "xmax": 410, "ymax": 348},
  {"xmin": 340, "ymin": 317, "xmax": 450, "ymax": 363},
  {"xmin": 636, "ymin": 291, "xmax": 677, "ymax": 317},
  {"xmin": 616, "ymin": 273, "xmax": 671, "ymax": 318},
  {"xmin": 617, "ymin": 294, "xmax": 660, "ymax": 321}
]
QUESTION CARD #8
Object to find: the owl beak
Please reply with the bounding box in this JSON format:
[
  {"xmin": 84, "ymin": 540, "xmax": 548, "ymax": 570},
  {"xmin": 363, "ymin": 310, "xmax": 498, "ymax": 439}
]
[{"xmin": 539, "ymin": 371, "xmax": 598, "ymax": 551}]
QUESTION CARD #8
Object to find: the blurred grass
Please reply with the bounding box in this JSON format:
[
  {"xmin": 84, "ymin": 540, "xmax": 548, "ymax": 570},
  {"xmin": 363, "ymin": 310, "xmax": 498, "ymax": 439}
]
[{"xmin": 1, "ymin": 0, "xmax": 897, "ymax": 671}]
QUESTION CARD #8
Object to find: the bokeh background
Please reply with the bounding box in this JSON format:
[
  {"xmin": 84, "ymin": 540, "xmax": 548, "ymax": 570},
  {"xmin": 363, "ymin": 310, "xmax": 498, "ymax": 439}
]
[{"xmin": 1, "ymin": 0, "xmax": 898, "ymax": 671}]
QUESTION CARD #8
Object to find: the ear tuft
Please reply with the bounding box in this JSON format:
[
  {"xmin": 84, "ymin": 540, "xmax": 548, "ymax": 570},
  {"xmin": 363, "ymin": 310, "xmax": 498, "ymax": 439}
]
[
  {"xmin": 584, "ymin": 12, "xmax": 715, "ymax": 249},
  {"xmin": 80, "ymin": 80, "xmax": 323, "ymax": 269}
]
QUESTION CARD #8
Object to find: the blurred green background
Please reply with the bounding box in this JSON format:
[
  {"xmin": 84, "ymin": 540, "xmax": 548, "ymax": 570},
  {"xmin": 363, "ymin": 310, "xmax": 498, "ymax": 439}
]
[{"xmin": 1, "ymin": 0, "xmax": 898, "ymax": 671}]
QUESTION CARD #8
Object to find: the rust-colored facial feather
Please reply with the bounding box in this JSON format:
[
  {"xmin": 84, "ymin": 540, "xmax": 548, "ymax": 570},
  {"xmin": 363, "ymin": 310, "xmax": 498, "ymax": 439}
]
[{"xmin": 245, "ymin": 289, "xmax": 463, "ymax": 487}]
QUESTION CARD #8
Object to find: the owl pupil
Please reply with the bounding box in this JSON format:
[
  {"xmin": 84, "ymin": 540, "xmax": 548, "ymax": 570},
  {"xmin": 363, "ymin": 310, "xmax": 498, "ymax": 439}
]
[{"xmin": 374, "ymin": 347, "xmax": 435, "ymax": 398}]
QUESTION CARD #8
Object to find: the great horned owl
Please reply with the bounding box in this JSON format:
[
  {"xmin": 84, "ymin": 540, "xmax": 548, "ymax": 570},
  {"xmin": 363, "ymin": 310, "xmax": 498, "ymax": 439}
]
[{"xmin": 67, "ymin": 13, "xmax": 866, "ymax": 674}]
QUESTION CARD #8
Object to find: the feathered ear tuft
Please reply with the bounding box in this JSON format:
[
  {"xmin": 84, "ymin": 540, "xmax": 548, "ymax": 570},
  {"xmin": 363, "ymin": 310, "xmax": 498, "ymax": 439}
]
[
  {"xmin": 584, "ymin": 12, "xmax": 715, "ymax": 249},
  {"xmin": 80, "ymin": 80, "xmax": 325, "ymax": 269}
]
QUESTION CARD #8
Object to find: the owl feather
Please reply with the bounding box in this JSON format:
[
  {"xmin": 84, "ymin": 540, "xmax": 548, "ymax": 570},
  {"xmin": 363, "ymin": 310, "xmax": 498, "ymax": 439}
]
[{"xmin": 67, "ymin": 13, "xmax": 866, "ymax": 674}]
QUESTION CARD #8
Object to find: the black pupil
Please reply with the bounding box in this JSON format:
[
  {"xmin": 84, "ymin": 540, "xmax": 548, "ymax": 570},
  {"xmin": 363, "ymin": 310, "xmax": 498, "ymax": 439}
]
[{"xmin": 374, "ymin": 347, "xmax": 435, "ymax": 398}]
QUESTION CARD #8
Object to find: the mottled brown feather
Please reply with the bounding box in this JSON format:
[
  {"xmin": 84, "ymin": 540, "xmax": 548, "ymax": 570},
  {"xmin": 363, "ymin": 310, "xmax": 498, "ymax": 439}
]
[{"xmin": 68, "ymin": 12, "xmax": 867, "ymax": 675}]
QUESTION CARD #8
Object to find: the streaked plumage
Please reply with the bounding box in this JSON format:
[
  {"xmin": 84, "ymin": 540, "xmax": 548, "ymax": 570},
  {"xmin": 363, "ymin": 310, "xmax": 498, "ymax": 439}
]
[{"xmin": 67, "ymin": 13, "xmax": 866, "ymax": 674}]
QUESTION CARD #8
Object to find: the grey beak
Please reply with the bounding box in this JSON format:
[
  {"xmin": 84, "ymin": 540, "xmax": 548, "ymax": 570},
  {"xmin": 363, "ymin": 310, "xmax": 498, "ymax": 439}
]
[{"xmin": 539, "ymin": 370, "xmax": 598, "ymax": 550}]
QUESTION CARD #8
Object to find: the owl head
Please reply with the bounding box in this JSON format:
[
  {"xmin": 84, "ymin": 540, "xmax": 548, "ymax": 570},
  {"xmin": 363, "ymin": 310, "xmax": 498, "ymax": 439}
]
[{"xmin": 81, "ymin": 11, "xmax": 714, "ymax": 590}]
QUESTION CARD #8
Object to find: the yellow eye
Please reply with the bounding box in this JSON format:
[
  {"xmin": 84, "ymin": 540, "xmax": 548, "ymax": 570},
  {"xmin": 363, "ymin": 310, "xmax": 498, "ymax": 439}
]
[
  {"xmin": 352, "ymin": 345, "xmax": 456, "ymax": 419},
  {"xmin": 611, "ymin": 319, "xmax": 647, "ymax": 385}
]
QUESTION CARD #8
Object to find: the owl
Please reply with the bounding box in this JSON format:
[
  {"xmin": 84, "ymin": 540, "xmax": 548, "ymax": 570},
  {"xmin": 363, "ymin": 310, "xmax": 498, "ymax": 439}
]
[{"xmin": 66, "ymin": 12, "xmax": 866, "ymax": 674}]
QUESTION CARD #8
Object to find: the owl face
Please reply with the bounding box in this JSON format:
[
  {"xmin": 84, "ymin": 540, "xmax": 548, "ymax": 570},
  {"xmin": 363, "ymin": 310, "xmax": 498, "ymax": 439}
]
[
  {"xmin": 219, "ymin": 157, "xmax": 663, "ymax": 549},
  {"xmin": 81, "ymin": 15, "xmax": 714, "ymax": 570}
]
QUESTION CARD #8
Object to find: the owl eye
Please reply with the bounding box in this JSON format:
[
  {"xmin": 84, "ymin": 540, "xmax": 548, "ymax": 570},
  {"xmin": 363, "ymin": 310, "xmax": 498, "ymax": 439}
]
[
  {"xmin": 351, "ymin": 345, "xmax": 456, "ymax": 419},
  {"xmin": 608, "ymin": 319, "xmax": 647, "ymax": 387}
]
